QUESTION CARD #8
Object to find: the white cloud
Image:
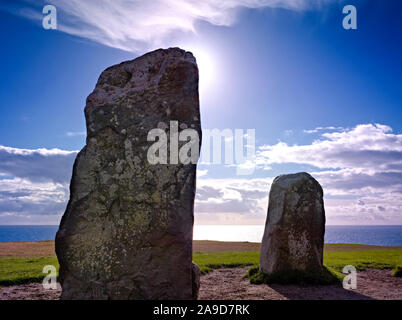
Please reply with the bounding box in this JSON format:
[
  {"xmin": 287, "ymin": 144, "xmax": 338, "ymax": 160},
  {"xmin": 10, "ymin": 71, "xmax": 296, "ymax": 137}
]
[
  {"xmin": 0, "ymin": 145, "xmax": 77, "ymax": 183},
  {"xmin": 8, "ymin": 0, "xmax": 333, "ymax": 53},
  {"xmin": 195, "ymin": 124, "xmax": 402, "ymax": 225},
  {"xmin": 258, "ymin": 124, "xmax": 402, "ymax": 170},
  {"xmin": 323, "ymin": 192, "xmax": 402, "ymax": 225},
  {"xmin": 0, "ymin": 145, "xmax": 76, "ymax": 223},
  {"xmin": 66, "ymin": 131, "xmax": 86, "ymax": 137},
  {"xmin": 195, "ymin": 177, "xmax": 271, "ymax": 224},
  {"xmin": 303, "ymin": 126, "xmax": 345, "ymax": 134},
  {"xmin": 312, "ymin": 168, "xmax": 402, "ymax": 196},
  {"xmin": 0, "ymin": 178, "xmax": 68, "ymax": 217},
  {"xmin": 197, "ymin": 169, "xmax": 208, "ymax": 177},
  {"xmin": 194, "ymin": 173, "xmax": 402, "ymax": 225},
  {"xmin": 284, "ymin": 129, "xmax": 293, "ymax": 136}
]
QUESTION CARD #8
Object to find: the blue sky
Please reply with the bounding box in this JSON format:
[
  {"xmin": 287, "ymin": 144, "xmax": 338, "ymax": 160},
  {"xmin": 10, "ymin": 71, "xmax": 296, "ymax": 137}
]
[{"xmin": 0, "ymin": 0, "xmax": 401, "ymax": 225}]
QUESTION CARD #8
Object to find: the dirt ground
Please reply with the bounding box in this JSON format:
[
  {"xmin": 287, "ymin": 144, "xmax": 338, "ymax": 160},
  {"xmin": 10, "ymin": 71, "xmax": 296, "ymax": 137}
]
[
  {"xmin": 0, "ymin": 241, "xmax": 55, "ymax": 258},
  {"xmin": 1, "ymin": 267, "xmax": 401, "ymax": 300},
  {"xmin": 199, "ymin": 267, "xmax": 402, "ymax": 300}
]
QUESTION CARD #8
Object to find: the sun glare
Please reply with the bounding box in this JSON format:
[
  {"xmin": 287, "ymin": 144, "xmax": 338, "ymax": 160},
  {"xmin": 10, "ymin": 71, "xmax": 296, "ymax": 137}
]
[{"xmin": 190, "ymin": 48, "xmax": 217, "ymax": 95}]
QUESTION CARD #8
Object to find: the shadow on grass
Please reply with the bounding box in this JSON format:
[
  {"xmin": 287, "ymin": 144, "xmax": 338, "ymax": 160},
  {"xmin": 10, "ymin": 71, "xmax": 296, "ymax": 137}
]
[
  {"xmin": 0, "ymin": 276, "xmax": 44, "ymax": 286},
  {"xmin": 393, "ymin": 265, "xmax": 402, "ymax": 277}
]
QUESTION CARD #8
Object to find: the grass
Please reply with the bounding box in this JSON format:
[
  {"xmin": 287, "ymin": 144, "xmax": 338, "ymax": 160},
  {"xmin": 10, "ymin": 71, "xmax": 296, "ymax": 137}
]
[
  {"xmin": 323, "ymin": 249, "xmax": 402, "ymax": 272},
  {"xmin": 193, "ymin": 251, "xmax": 259, "ymax": 274},
  {"xmin": 0, "ymin": 241, "xmax": 401, "ymax": 286},
  {"xmin": 0, "ymin": 256, "xmax": 58, "ymax": 286}
]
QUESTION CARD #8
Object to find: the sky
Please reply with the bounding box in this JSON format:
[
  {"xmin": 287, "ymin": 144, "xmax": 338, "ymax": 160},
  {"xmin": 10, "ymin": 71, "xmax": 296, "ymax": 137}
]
[{"xmin": 0, "ymin": 0, "xmax": 401, "ymax": 225}]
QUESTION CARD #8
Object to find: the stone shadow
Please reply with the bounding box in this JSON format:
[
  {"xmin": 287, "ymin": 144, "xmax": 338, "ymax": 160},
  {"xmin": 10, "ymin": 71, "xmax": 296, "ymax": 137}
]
[{"xmin": 269, "ymin": 283, "xmax": 375, "ymax": 300}]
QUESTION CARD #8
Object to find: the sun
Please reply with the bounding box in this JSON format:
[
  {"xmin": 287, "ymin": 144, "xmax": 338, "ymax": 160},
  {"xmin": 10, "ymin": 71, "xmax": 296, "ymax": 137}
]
[{"xmin": 190, "ymin": 47, "xmax": 217, "ymax": 95}]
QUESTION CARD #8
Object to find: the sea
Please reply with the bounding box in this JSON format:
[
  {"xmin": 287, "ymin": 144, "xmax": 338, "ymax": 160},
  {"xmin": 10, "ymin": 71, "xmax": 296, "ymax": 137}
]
[{"xmin": 0, "ymin": 225, "xmax": 401, "ymax": 246}]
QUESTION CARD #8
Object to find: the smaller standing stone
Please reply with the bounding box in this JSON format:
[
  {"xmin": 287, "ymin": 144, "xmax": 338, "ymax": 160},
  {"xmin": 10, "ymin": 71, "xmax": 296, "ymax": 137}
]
[{"xmin": 260, "ymin": 172, "xmax": 326, "ymax": 279}]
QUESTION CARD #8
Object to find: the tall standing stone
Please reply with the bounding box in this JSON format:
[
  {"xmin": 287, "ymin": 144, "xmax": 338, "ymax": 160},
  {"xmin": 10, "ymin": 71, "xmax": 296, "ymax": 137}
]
[
  {"xmin": 260, "ymin": 172, "xmax": 325, "ymax": 278},
  {"xmin": 56, "ymin": 48, "xmax": 201, "ymax": 299}
]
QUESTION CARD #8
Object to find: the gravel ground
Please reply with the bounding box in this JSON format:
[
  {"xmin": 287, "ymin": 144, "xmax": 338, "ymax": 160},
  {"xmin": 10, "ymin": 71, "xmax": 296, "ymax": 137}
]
[{"xmin": 198, "ymin": 267, "xmax": 402, "ymax": 300}]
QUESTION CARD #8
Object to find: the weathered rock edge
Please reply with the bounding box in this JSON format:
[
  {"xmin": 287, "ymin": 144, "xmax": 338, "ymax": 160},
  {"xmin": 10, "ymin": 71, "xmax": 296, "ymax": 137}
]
[{"xmin": 56, "ymin": 48, "xmax": 201, "ymax": 300}]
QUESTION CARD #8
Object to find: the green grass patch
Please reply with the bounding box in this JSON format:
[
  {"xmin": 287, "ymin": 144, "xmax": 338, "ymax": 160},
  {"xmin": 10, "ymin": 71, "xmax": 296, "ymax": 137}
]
[
  {"xmin": 193, "ymin": 251, "xmax": 259, "ymax": 274},
  {"xmin": 323, "ymin": 249, "xmax": 402, "ymax": 272},
  {"xmin": 0, "ymin": 256, "xmax": 58, "ymax": 286},
  {"xmin": 393, "ymin": 265, "xmax": 402, "ymax": 277}
]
